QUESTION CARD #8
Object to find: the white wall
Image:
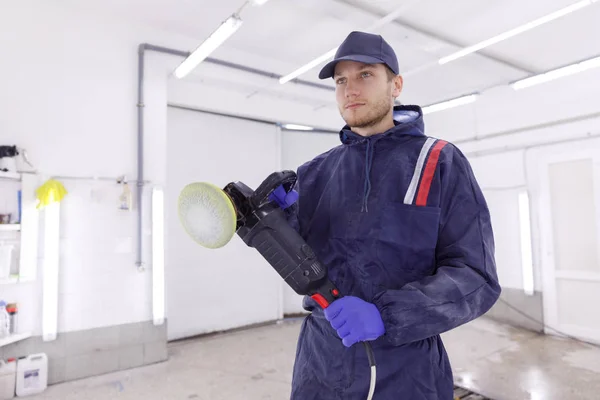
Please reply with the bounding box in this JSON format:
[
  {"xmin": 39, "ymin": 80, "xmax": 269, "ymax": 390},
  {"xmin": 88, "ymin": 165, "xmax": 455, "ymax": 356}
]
[
  {"xmin": 280, "ymin": 131, "xmax": 340, "ymax": 314},
  {"xmin": 425, "ymin": 65, "xmax": 600, "ymax": 294},
  {"xmin": 165, "ymin": 107, "xmax": 283, "ymax": 340},
  {"xmin": 0, "ymin": 1, "xmax": 169, "ymax": 334},
  {"xmin": 0, "ymin": 1, "xmax": 343, "ymax": 336}
]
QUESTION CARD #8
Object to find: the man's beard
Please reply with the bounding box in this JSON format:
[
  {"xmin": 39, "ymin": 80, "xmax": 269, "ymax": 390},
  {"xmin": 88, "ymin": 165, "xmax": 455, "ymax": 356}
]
[{"xmin": 340, "ymin": 97, "xmax": 392, "ymax": 129}]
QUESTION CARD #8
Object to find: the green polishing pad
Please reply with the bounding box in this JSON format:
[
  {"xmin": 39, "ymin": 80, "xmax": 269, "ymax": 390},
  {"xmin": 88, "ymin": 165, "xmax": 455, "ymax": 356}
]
[{"xmin": 178, "ymin": 182, "xmax": 237, "ymax": 249}]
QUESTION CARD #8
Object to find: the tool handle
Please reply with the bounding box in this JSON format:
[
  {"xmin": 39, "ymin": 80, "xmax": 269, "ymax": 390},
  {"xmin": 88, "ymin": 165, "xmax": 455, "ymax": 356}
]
[
  {"xmin": 309, "ymin": 279, "xmax": 342, "ymax": 309},
  {"xmin": 239, "ymin": 206, "xmax": 340, "ymax": 306},
  {"xmin": 251, "ymin": 170, "xmax": 297, "ymax": 207}
]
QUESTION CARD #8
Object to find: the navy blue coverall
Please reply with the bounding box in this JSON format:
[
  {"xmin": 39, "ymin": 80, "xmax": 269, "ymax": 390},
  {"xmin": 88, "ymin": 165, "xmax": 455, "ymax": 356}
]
[{"xmin": 287, "ymin": 105, "xmax": 501, "ymax": 399}]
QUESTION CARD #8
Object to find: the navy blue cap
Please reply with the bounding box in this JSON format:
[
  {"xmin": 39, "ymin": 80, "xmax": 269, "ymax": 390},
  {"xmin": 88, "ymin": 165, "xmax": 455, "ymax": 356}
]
[{"xmin": 318, "ymin": 31, "xmax": 399, "ymax": 79}]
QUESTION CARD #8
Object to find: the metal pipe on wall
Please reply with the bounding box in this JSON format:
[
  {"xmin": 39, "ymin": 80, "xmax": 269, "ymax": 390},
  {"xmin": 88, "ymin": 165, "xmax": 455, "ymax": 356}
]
[
  {"xmin": 464, "ymin": 131, "xmax": 600, "ymax": 158},
  {"xmin": 135, "ymin": 43, "xmax": 335, "ymax": 268},
  {"xmin": 455, "ymin": 110, "xmax": 600, "ymax": 148},
  {"xmin": 206, "ymin": 57, "xmax": 335, "ymax": 91},
  {"xmin": 167, "ymin": 103, "xmax": 338, "ymax": 134}
]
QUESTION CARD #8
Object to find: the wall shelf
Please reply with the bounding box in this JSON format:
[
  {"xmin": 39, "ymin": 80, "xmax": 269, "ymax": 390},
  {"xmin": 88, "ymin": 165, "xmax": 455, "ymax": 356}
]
[
  {"xmin": 0, "ymin": 171, "xmax": 20, "ymax": 181},
  {"xmin": 0, "ymin": 332, "xmax": 32, "ymax": 348},
  {"xmin": 0, "ymin": 224, "xmax": 20, "ymax": 232}
]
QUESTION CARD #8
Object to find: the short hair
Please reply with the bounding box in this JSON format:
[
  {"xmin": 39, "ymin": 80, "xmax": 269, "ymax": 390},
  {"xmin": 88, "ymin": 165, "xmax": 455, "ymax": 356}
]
[{"xmin": 385, "ymin": 66, "xmax": 397, "ymax": 82}]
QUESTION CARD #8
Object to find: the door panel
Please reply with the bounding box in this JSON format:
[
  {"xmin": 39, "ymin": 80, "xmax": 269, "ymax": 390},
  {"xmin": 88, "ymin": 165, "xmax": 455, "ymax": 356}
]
[
  {"xmin": 166, "ymin": 107, "xmax": 281, "ymax": 340},
  {"xmin": 548, "ymin": 159, "xmax": 599, "ymax": 273},
  {"xmin": 529, "ymin": 139, "xmax": 600, "ymax": 344}
]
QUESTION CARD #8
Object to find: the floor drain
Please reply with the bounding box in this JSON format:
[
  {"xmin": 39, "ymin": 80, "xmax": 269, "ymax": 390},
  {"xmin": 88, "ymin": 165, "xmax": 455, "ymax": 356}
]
[{"xmin": 454, "ymin": 385, "xmax": 491, "ymax": 399}]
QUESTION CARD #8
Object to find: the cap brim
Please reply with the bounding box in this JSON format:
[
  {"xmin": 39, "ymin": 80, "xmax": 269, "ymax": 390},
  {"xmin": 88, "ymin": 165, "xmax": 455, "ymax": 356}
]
[{"xmin": 318, "ymin": 54, "xmax": 385, "ymax": 79}]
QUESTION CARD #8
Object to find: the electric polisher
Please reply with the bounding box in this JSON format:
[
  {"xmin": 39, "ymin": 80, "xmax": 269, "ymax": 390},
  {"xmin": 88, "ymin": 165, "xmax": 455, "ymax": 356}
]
[{"xmin": 177, "ymin": 170, "xmax": 377, "ymax": 400}]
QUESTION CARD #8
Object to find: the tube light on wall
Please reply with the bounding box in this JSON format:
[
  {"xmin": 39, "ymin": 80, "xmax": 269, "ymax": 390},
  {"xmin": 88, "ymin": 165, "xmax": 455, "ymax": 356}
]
[
  {"xmin": 439, "ymin": 0, "xmax": 598, "ymax": 65},
  {"xmin": 282, "ymin": 123, "xmax": 314, "ymax": 131},
  {"xmin": 518, "ymin": 191, "xmax": 535, "ymax": 296},
  {"xmin": 421, "ymin": 94, "xmax": 478, "ymax": 115},
  {"xmin": 42, "ymin": 202, "xmax": 60, "ymax": 341},
  {"xmin": 152, "ymin": 187, "xmax": 165, "ymax": 326},
  {"xmin": 511, "ymin": 55, "xmax": 600, "ymax": 90},
  {"xmin": 174, "ymin": 14, "xmax": 243, "ymax": 79}
]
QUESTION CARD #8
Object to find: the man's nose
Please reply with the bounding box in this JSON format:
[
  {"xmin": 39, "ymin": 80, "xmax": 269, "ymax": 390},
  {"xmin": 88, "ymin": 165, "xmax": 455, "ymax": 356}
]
[{"xmin": 345, "ymin": 79, "xmax": 360, "ymax": 98}]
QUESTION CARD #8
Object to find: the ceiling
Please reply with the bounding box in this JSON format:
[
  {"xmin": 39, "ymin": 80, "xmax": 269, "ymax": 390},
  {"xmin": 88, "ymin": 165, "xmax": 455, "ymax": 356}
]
[{"xmin": 61, "ymin": 0, "xmax": 600, "ymax": 111}]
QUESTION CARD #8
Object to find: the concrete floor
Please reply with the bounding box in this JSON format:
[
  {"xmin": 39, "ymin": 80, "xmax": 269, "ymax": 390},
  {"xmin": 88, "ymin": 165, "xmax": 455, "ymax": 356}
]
[{"xmin": 32, "ymin": 317, "xmax": 600, "ymax": 400}]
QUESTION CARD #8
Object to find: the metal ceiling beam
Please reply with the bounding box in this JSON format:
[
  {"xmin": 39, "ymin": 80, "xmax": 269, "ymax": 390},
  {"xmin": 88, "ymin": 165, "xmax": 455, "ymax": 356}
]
[{"xmin": 334, "ymin": 0, "xmax": 537, "ymax": 75}]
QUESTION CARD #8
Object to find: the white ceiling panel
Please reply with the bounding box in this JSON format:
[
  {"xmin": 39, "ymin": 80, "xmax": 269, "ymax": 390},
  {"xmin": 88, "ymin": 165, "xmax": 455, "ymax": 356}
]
[
  {"xmin": 482, "ymin": 4, "xmax": 600, "ymax": 72},
  {"xmin": 224, "ymin": 0, "xmax": 367, "ymax": 66},
  {"xmin": 401, "ymin": 55, "xmax": 523, "ymax": 105},
  {"xmin": 61, "ymin": 0, "xmax": 244, "ymax": 39},
  {"xmin": 57, "ymin": 0, "xmax": 600, "ymax": 110},
  {"xmin": 380, "ymin": 0, "xmax": 580, "ymax": 44}
]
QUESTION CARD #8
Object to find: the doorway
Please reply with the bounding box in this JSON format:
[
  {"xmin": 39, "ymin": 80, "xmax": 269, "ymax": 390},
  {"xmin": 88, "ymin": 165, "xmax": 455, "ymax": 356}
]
[{"xmin": 529, "ymin": 138, "xmax": 600, "ymax": 344}]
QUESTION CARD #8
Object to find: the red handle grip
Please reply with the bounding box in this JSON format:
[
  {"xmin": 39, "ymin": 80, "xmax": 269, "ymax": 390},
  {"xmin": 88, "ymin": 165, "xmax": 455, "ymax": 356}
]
[{"xmin": 310, "ymin": 286, "xmax": 340, "ymax": 309}]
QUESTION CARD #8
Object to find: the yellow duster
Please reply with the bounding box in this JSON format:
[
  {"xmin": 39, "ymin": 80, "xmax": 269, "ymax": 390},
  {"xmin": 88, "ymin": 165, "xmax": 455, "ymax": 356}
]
[{"xmin": 35, "ymin": 179, "xmax": 67, "ymax": 208}]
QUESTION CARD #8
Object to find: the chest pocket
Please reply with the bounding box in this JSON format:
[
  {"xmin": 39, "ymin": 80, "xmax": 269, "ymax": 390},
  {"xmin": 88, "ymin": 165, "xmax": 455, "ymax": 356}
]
[{"xmin": 376, "ymin": 203, "xmax": 440, "ymax": 279}]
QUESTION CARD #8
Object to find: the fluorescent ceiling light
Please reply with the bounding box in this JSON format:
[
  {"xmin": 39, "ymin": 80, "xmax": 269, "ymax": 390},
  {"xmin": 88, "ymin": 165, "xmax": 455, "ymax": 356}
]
[
  {"xmin": 511, "ymin": 55, "xmax": 600, "ymax": 90},
  {"xmin": 282, "ymin": 123, "xmax": 314, "ymax": 131},
  {"xmin": 279, "ymin": 48, "xmax": 338, "ymax": 84},
  {"xmin": 174, "ymin": 14, "xmax": 243, "ymax": 79},
  {"xmin": 422, "ymin": 94, "xmax": 478, "ymax": 115},
  {"xmin": 251, "ymin": 0, "xmax": 270, "ymax": 5},
  {"xmin": 439, "ymin": 0, "xmax": 597, "ymax": 65}
]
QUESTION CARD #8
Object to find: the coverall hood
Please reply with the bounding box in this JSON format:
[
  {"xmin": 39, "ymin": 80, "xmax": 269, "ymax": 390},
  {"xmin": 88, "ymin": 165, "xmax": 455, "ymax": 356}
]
[
  {"xmin": 339, "ymin": 104, "xmax": 425, "ymax": 145},
  {"xmin": 339, "ymin": 105, "xmax": 425, "ymax": 212}
]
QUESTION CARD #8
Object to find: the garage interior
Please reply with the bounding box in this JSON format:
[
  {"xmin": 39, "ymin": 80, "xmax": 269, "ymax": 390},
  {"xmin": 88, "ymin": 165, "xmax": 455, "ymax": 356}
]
[{"xmin": 1, "ymin": 0, "xmax": 600, "ymax": 399}]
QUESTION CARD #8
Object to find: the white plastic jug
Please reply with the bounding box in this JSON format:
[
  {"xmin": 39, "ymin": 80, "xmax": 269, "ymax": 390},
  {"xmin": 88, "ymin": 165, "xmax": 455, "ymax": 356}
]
[
  {"xmin": 0, "ymin": 245, "xmax": 13, "ymax": 280},
  {"xmin": 15, "ymin": 354, "xmax": 47, "ymax": 397},
  {"xmin": 0, "ymin": 359, "xmax": 16, "ymax": 400}
]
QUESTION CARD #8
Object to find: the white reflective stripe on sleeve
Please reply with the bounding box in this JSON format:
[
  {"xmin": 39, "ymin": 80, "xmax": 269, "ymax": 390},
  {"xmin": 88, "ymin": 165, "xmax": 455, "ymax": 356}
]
[{"xmin": 403, "ymin": 137, "xmax": 436, "ymax": 205}]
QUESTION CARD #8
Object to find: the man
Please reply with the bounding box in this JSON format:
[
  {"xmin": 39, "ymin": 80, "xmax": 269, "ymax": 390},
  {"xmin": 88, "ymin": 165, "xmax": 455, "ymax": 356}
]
[{"xmin": 278, "ymin": 31, "xmax": 501, "ymax": 399}]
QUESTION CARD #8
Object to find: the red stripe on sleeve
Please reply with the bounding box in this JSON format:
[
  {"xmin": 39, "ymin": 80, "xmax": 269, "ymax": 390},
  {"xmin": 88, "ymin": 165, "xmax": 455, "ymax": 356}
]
[{"xmin": 415, "ymin": 140, "xmax": 448, "ymax": 206}]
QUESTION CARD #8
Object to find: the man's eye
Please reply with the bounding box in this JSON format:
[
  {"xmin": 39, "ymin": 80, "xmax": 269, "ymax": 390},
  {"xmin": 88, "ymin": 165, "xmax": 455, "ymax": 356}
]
[
  {"xmin": 336, "ymin": 78, "xmax": 346, "ymax": 85},
  {"xmin": 361, "ymin": 72, "xmax": 372, "ymax": 78}
]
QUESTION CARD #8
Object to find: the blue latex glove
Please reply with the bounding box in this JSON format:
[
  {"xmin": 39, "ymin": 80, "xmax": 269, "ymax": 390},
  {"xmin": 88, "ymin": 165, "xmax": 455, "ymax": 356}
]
[
  {"xmin": 268, "ymin": 184, "xmax": 298, "ymax": 210},
  {"xmin": 324, "ymin": 296, "xmax": 385, "ymax": 347}
]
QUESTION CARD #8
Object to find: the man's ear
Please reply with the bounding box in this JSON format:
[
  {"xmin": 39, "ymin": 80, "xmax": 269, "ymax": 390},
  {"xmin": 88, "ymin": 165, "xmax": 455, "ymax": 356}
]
[{"xmin": 392, "ymin": 75, "xmax": 403, "ymax": 98}]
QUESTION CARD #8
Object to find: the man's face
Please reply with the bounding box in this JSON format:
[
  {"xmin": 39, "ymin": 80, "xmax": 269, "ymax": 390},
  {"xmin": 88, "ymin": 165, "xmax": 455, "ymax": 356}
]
[{"xmin": 334, "ymin": 61, "xmax": 402, "ymax": 129}]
